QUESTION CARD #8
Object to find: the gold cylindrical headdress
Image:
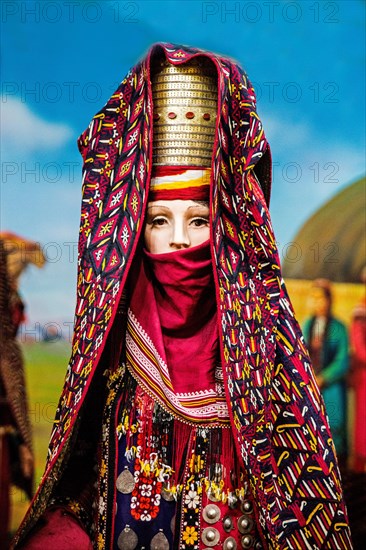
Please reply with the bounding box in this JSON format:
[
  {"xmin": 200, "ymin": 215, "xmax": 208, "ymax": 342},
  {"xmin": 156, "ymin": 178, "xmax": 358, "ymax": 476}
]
[{"xmin": 151, "ymin": 56, "xmax": 218, "ymax": 167}]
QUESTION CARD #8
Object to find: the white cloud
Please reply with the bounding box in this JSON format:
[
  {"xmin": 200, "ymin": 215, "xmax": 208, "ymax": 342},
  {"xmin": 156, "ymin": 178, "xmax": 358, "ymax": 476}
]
[
  {"xmin": 259, "ymin": 112, "xmax": 365, "ymax": 245},
  {"xmin": 262, "ymin": 112, "xmax": 365, "ymax": 194},
  {"xmin": 263, "ymin": 114, "xmax": 312, "ymax": 149},
  {"xmin": 1, "ymin": 97, "xmax": 73, "ymax": 156}
]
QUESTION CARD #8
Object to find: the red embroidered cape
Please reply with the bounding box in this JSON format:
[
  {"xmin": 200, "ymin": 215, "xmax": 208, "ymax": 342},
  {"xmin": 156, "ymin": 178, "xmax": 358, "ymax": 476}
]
[{"xmin": 14, "ymin": 43, "xmax": 352, "ymax": 549}]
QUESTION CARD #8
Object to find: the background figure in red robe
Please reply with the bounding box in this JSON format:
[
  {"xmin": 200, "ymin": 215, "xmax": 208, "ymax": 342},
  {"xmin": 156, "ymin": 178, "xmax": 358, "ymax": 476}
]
[{"xmin": 350, "ymin": 267, "xmax": 366, "ymax": 473}]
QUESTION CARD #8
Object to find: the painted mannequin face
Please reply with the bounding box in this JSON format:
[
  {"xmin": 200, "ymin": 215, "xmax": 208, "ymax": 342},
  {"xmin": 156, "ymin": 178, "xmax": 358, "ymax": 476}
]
[{"xmin": 144, "ymin": 200, "xmax": 210, "ymax": 254}]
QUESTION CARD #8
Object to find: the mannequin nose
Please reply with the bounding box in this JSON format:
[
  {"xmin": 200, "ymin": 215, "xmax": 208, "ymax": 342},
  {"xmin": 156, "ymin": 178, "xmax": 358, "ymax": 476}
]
[{"xmin": 170, "ymin": 222, "xmax": 190, "ymax": 249}]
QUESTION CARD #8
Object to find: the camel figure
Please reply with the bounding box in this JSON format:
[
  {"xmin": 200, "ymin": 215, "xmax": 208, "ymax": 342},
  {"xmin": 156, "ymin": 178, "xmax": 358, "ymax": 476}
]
[{"xmin": 0, "ymin": 233, "xmax": 46, "ymax": 549}]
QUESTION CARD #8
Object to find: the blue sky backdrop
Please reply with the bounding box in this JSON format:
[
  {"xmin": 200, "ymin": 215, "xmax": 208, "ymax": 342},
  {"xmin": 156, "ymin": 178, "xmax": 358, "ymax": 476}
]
[{"xmin": 1, "ymin": 0, "xmax": 365, "ymax": 332}]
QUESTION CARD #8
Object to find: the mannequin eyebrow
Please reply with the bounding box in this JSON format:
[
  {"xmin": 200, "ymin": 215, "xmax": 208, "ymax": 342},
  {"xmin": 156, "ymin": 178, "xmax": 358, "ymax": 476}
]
[
  {"xmin": 188, "ymin": 204, "xmax": 209, "ymax": 210},
  {"xmin": 146, "ymin": 203, "xmax": 209, "ymax": 212},
  {"xmin": 147, "ymin": 205, "xmax": 170, "ymax": 212}
]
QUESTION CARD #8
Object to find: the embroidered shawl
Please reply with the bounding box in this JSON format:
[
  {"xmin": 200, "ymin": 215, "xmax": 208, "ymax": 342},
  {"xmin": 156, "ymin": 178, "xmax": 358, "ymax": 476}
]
[
  {"xmin": 14, "ymin": 43, "xmax": 352, "ymax": 549},
  {"xmin": 126, "ymin": 240, "xmax": 229, "ymax": 425}
]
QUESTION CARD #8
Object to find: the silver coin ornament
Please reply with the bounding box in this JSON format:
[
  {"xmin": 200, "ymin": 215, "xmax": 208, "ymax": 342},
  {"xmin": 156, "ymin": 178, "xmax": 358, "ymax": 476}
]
[
  {"xmin": 228, "ymin": 493, "xmax": 239, "ymax": 509},
  {"xmin": 223, "ymin": 515, "xmax": 234, "ymax": 532},
  {"xmin": 207, "ymin": 488, "xmax": 220, "ymax": 502},
  {"xmin": 223, "ymin": 537, "xmax": 238, "ymax": 550},
  {"xmin": 117, "ymin": 526, "xmax": 138, "ymax": 550},
  {"xmin": 161, "ymin": 486, "xmax": 175, "ymax": 501},
  {"xmin": 203, "ymin": 503, "xmax": 221, "ymax": 524},
  {"xmin": 241, "ymin": 534, "xmax": 254, "ymax": 548},
  {"xmin": 202, "ymin": 526, "xmax": 220, "ymax": 546},
  {"xmin": 116, "ymin": 467, "xmax": 135, "ymax": 494},
  {"xmin": 150, "ymin": 531, "xmax": 170, "ymax": 550},
  {"xmin": 241, "ymin": 500, "xmax": 253, "ymax": 514},
  {"xmin": 238, "ymin": 515, "xmax": 253, "ymax": 534},
  {"xmin": 170, "ymin": 515, "xmax": 176, "ymax": 534}
]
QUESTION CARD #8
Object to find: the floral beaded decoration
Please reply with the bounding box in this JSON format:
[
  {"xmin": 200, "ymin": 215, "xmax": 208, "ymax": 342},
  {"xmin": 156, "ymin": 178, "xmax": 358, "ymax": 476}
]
[
  {"xmin": 14, "ymin": 42, "xmax": 352, "ymax": 550},
  {"xmin": 128, "ymin": 390, "xmax": 163, "ymax": 523},
  {"xmin": 179, "ymin": 429, "xmax": 208, "ymax": 549}
]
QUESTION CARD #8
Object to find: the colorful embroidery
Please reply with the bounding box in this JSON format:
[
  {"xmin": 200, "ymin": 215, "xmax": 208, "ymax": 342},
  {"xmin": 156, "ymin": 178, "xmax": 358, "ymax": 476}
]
[
  {"xmin": 14, "ymin": 43, "xmax": 352, "ymax": 550},
  {"xmin": 126, "ymin": 309, "xmax": 230, "ymax": 425}
]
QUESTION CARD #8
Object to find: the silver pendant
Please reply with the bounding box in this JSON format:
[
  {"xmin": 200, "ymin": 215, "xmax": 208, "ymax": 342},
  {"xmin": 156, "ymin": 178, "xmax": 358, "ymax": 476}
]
[
  {"xmin": 116, "ymin": 467, "xmax": 135, "ymax": 494},
  {"xmin": 117, "ymin": 526, "xmax": 138, "ymax": 550},
  {"xmin": 150, "ymin": 531, "xmax": 170, "ymax": 550},
  {"xmin": 161, "ymin": 486, "xmax": 175, "ymax": 501},
  {"xmin": 170, "ymin": 514, "xmax": 176, "ymax": 535}
]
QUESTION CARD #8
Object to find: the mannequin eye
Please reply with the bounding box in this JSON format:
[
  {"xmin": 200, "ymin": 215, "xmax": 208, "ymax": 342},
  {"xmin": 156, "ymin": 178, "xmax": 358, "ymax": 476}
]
[
  {"xmin": 151, "ymin": 216, "xmax": 168, "ymax": 226},
  {"xmin": 191, "ymin": 217, "xmax": 209, "ymax": 227}
]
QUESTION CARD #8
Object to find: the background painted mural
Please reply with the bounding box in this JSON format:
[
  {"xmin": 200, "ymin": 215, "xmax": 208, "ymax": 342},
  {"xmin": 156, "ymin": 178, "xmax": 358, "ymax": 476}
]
[{"xmin": 1, "ymin": 0, "xmax": 365, "ymax": 539}]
